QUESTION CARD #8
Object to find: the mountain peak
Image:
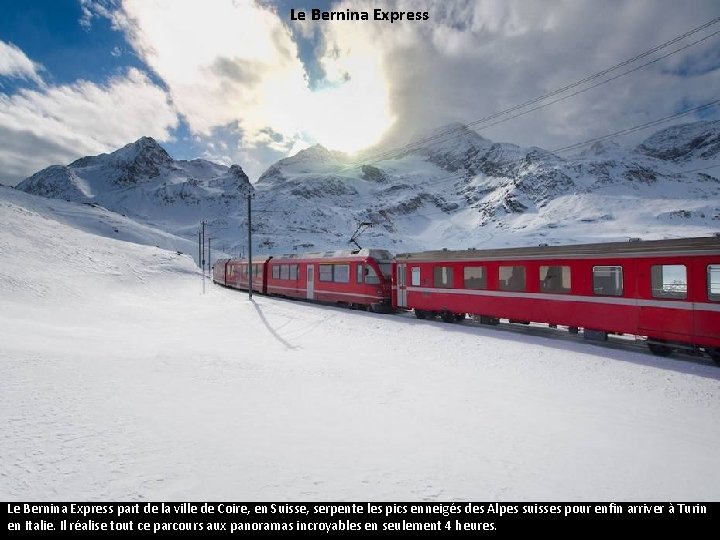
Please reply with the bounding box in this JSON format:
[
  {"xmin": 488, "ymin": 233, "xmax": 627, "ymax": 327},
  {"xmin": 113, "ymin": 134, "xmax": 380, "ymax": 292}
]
[
  {"xmin": 116, "ymin": 136, "xmax": 172, "ymax": 163},
  {"xmin": 636, "ymin": 119, "xmax": 720, "ymax": 162},
  {"xmin": 292, "ymin": 143, "xmax": 347, "ymax": 162}
]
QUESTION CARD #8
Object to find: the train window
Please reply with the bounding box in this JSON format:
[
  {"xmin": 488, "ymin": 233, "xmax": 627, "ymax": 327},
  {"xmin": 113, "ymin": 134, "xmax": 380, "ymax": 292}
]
[
  {"xmin": 280, "ymin": 265, "xmax": 289, "ymax": 280},
  {"xmin": 272, "ymin": 265, "xmax": 280, "ymax": 279},
  {"xmin": 411, "ymin": 267, "xmax": 421, "ymax": 286},
  {"xmin": 319, "ymin": 264, "xmax": 333, "ymax": 282},
  {"xmin": 357, "ymin": 264, "xmax": 363, "ymax": 284},
  {"xmin": 365, "ymin": 266, "xmax": 380, "ymax": 284},
  {"xmin": 433, "ymin": 266, "xmax": 454, "ymax": 288},
  {"xmin": 498, "ymin": 266, "xmax": 526, "ymax": 292},
  {"xmin": 463, "ymin": 266, "xmax": 486, "ymax": 289},
  {"xmin": 708, "ymin": 265, "xmax": 720, "ymax": 301},
  {"xmin": 290, "ymin": 265, "xmax": 298, "ymax": 280},
  {"xmin": 333, "ymin": 264, "xmax": 350, "ymax": 283},
  {"xmin": 651, "ymin": 264, "xmax": 687, "ymax": 299},
  {"xmin": 593, "ymin": 266, "xmax": 623, "ymax": 296},
  {"xmin": 540, "ymin": 265, "xmax": 571, "ymax": 293}
]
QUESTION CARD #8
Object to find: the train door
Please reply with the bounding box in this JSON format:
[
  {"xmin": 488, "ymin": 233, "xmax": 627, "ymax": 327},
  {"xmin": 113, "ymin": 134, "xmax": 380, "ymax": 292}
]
[
  {"xmin": 694, "ymin": 262, "xmax": 720, "ymax": 340},
  {"xmin": 396, "ymin": 263, "xmax": 407, "ymax": 308},
  {"xmin": 307, "ymin": 265, "xmax": 314, "ymax": 300},
  {"xmin": 638, "ymin": 261, "xmax": 693, "ymax": 338}
]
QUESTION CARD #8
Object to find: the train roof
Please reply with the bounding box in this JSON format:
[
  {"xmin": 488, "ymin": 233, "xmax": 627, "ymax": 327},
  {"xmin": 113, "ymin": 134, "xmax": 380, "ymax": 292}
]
[
  {"xmin": 270, "ymin": 248, "xmax": 393, "ymax": 261},
  {"xmin": 226, "ymin": 256, "xmax": 273, "ymax": 264},
  {"xmin": 395, "ymin": 236, "xmax": 720, "ymax": 262}
]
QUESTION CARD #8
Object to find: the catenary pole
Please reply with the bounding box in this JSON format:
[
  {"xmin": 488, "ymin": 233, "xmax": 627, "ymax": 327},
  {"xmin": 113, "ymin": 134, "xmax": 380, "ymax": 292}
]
[
  {"xmin": 247, "ymin": 190, "xmax": 253, "ymax": 300},
  {"xmin": 202, "ymin": 220, "xmax": 206, "ymax": 274}
]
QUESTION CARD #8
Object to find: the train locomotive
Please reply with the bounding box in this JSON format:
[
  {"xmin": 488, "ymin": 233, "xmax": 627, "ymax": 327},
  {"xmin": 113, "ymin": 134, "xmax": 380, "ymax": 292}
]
[{"xmin": 212, "ymin": 236, "xmax": 720, "ymax": 365}]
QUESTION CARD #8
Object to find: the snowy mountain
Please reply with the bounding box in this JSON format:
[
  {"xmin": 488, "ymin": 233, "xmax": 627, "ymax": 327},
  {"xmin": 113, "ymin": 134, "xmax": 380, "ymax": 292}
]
[
  {"xmin": 636, "ymin": 121, "xmax": 720, "ymax": 162},
  {"xmin": 17, "ymin": 137, "xmax": 251, "ymax": 249},
  {"xmin": 250, "ymin": 120, "xmax": 720, "ymax": 253},
  {"xmin": 16, "ymin": 121, "xmax": 720, "ymax": 257}
]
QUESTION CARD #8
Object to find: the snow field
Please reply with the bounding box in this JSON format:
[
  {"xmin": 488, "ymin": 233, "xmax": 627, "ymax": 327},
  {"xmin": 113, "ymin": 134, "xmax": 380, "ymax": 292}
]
[{"xmin": 1, "ymin": 194, "xmax": 719, "ymax": 501}]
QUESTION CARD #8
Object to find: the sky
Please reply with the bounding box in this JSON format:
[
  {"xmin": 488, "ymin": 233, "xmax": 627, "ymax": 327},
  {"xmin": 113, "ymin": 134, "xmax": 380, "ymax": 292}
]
[{"xmin": 0, "ymin": 0, "xmax": 718, "ymax": 186}]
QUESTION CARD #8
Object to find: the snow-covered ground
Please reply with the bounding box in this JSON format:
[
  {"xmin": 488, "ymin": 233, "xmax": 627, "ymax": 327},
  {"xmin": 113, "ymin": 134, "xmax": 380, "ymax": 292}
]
[{"xmin": 1, "ymin": 191, "xmax": 719, "ymax": 501}]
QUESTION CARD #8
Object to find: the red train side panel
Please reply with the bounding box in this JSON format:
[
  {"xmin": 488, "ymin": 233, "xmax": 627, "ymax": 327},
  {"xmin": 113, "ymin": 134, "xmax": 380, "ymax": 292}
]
[
  {"xmin": 266, "ymin": 249, "xmax": 393, "ymax": 311},
  {"xmin": 393, "ymin": 237, "xmax": 720, "ymax": 351},
  {"xmin": 212, "ymin": 258, "xmax": 230, "ymax": 286},
  {"xmin": 213, "ymin": 257, "xmax": 270, "ymax": 294}
]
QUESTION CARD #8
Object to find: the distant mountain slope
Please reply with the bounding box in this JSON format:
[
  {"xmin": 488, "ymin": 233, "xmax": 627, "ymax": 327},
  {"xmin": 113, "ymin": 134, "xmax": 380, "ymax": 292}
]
[
  {"xmin": 17, "ymin": 121, "xmax": 720, "ymax": 255},
  {"xmin": 18, "ymin": 137, "xmax": 251, "ymax": 243},
  {"xmin": 636, "ymin": 120, "xmax": 720, "ymax": 162},
  {"xmin": 0, "ymin": 186, "xmax": 198, "ymax": 259},
  {"xmin": 249, "ymin": 120, "xmax": 719, "ymax": 252}
]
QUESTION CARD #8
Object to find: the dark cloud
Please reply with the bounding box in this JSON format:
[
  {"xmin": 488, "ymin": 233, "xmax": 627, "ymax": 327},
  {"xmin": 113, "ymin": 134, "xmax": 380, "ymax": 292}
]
[
  {"xmin": 0, "ymin": 125, "xmax": 86, "ymax": 185},
  {"xmin": 210, "ymin": 57, "xmax": 263, "ymax": 85}
]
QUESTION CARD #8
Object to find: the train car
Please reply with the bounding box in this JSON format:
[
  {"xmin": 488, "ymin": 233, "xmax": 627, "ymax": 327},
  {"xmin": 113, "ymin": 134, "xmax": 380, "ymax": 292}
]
[
  {"xmin": 266, "ymin": 248, "xmax": 393, "ymax": 312},
  {"xmin": 212, "ymin": 258, "xmax": 230, "ymax": 285},
  {"xmin": 393, "ymin": 236, "xmax": 720, "ymax": 363},
  {"xmin": 213, "ymin": 257, "xmax": 271, "ymax": 294}
]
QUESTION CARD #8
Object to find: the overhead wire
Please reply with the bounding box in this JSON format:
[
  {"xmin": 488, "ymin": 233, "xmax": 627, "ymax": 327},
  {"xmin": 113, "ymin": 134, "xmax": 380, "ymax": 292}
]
[
  {"xmin": 364, "ymin": 29, "xmax": 720, "ymax": 165},
  {"xmin": 351, "ymin": 99, "xmax": 720, "ymax": 221},
  {"xmin": 250, "ymin": 96, "xmax": 720, "ymax": 224},
  {"xmin": 246, "ymin": 17, "xmax": 720, "ymax": 228},
  {"xmin": 338, "ymin": 15, "xmax": 720, "ymax": 168}
]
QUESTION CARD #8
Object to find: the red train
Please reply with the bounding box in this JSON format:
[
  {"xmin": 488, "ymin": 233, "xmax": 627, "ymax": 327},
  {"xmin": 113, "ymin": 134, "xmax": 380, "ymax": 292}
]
[
  {"xmin": 213, "ymin": 248, "xmax": 394, "ymax": 312},
  {"xmin": 213, "ymin": 256, "xmax": 271, "ymax": 294},
  {"xmin": 213, "ymin": 236, "xmax": 720, "ymax": 365}
]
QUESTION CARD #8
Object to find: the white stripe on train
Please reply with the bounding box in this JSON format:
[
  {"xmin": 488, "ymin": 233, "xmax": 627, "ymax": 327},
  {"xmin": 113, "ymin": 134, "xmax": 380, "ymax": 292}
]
[{"xmin": 394, "ymin": 286, "xmax": 720, "ymax": 313}]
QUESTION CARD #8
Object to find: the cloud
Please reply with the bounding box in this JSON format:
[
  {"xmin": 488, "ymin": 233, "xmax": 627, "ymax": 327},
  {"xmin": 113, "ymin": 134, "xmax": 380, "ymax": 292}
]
[
  {"xmin": 79, "ymin": 0, "xmax": 119, "ymax": 30},
  {"xmin": 0, "ymin": 40, "xmax": 44, "ymax": 85},
  {"xmin": 67, "ymin": 0, "xmax": 720, "ymax": 183},
  {"xmin": 107, "ymin": 0, "xmax": 394, "ymax": 170},
  {"xmin": 315, "ymin": 0, "xmax": 720, "ymax": 153},
  {"xmin": 114, "ymin": 0, "xmax": 305, "ymax": 136},
  {"xmin": 0, "ymin": 67, "xmax": 178, "ymax": 185}
]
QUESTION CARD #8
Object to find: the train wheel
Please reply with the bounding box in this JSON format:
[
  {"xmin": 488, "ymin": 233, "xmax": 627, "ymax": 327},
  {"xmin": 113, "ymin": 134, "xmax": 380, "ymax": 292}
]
[
  {"xmin": 708, "ymin": 348, "xmax": 720, "ymax": 366},
  {"xmin": 454, "ymin": 313, "xmax": 465, "ymax": 322},
  {"xmin": 440, "ymin": 311, "xmax": 456, "ymax": 323},
  {"xmin": 414, "ymin": 309, "xmax": 427, "ymax": 319},
  {"xmin": 648, "ymin": 341, "xmax": 673, "ymax": 357}
]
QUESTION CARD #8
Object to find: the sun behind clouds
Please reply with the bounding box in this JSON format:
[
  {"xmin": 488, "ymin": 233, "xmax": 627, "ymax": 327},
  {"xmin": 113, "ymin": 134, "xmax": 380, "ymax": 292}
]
[
  {"xmin": 115, "ymin": 0, "xmax": 394, "ymax": 158},
  {"xmin": 301, "ymin": 53, "xmax": 395, "ymax": 154}
]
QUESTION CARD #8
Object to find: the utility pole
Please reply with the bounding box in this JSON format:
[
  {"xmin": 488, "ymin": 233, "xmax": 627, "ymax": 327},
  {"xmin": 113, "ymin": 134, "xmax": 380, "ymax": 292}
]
[
  {"xmin": 198, "ymin": 229, "xmax": 202, "ymax": 268},
  {"xmin": 208, "ymin": 237, "xmax": 212, "ymax": 274},
  {"xmin": 201, "ymin": 220, "xmax": 206, "ymax": 274},
  {"xmin": 247, "ymin": 189, "xmax": 253, "ymax": 300}
]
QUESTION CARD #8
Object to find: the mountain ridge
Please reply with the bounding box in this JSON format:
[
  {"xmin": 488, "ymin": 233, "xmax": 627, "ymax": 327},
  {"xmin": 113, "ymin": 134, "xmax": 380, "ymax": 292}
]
[{"xmin": 15, "ymin": 121, "xmax": 720, "ymax": 255}]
